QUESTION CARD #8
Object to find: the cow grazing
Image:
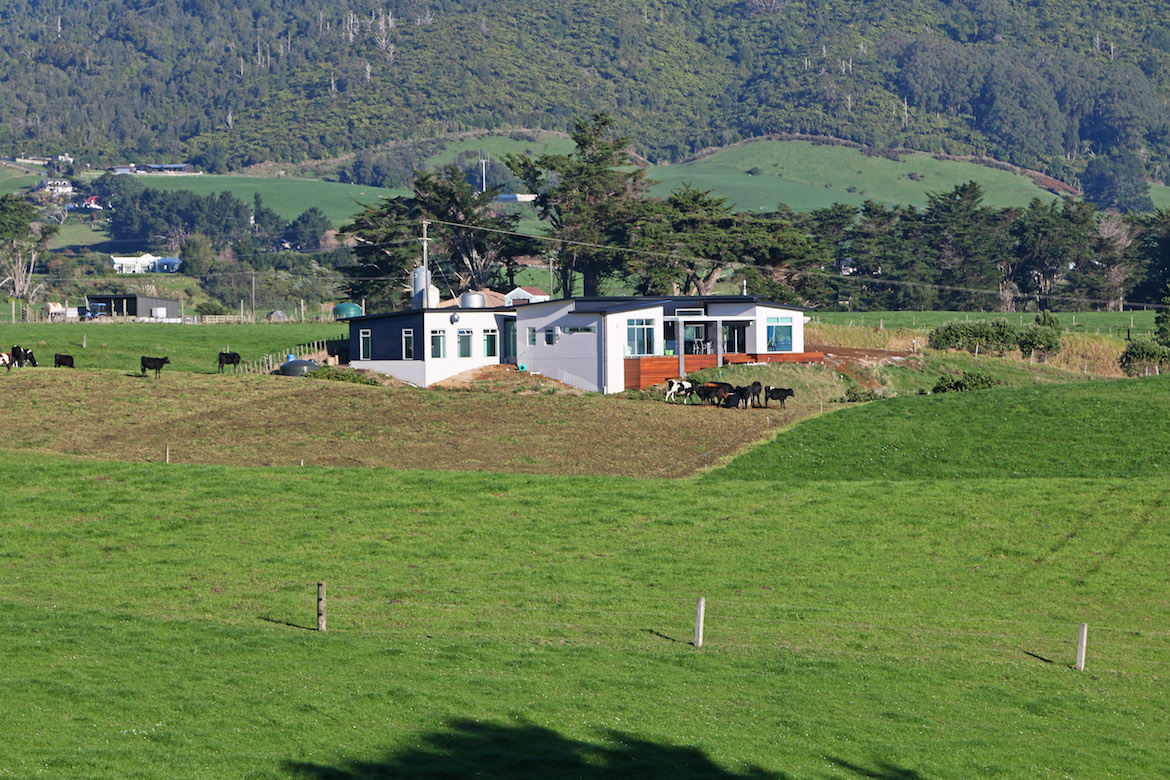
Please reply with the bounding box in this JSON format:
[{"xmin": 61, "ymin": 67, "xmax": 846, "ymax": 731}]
[
  {"xmin": 665, "ymin": 379, "xmax": 694, "ymax": 404},
  {"xmin": 217, "ymin": 351, "xmax": 242, "ymax": 373},
  {"xmin": 54, "ymin": 353, "xmax": 74, "ymax": 368},
  {"xmin": 0, "ymin": 352, "xmax": 11, "ymax": 373},
  {"xmin": 11, "ymin": 345, "xmax": 36, "ymax": 367},
  {"xmin": 763, "ymin": 386, "xmax": 795, "ymax": 408},
  {"xmin": 141, "ymin": 356, "xmax": 170, "ymax": 378},
  {"xmin": 692, "ymin": 385, "xmax": 723, "ymax": 405},
  {"xmin": 723, "ymin": 386, "xmax": 752, "ymax": 409},
  {"xmin": 749, "ymin": 381, "xmax": 763, "ymax": 408}
]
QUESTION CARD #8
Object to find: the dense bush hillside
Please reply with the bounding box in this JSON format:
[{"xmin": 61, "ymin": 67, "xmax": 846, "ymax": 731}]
[{"xmin": 2, "ymin": 0, "xmax": 1168, "ymax": 186}]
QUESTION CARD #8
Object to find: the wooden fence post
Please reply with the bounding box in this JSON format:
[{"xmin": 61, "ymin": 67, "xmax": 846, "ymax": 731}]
[
  {"xmin": 694, "ymin": 597, "xmax": 705, "ymax": 649},
  {"xmin": 1076, "ymin": 623, "xmax": 1087, "ymax": 671},
  {"xmin": 317, "ymin": 582, "xmax": 327, "ymax": 632}
]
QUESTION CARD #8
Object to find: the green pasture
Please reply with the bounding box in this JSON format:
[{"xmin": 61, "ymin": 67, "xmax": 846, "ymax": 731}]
[
  {"xmin": 422, "ymin": 133, "xmax": 575, "ymax": 169},
  {"xmin": 1150, "ymin": 181, "xmax": 1170, "ymax": 210},
  {"xmin": 713, "ymin": 375, "xmax": 1170, "ymax": 482},
  {"xmin": 0, "ymin": 164, "xmax": 42, "ymax": 193},
  {"xmin": 0, "ymin": 322, "xmax": 344, "ymax": 372},
  {"xmin": 3, "ymin": 452, "xmax": 1169, "ymax": 777},
  {"xmin": 135, "ymin": 175, "xmax": 406, "ymax": 225},
  {"xmin": 814, "ymin": 309, "xmax": 1158, "ymax": 338},
  {"xmin": 3, "ymin": 325, "xmax": 1170, "ymax": 776},
  {"xmin": 647, "ymin": 140, "xmax": 1060, "ymax": 212}
]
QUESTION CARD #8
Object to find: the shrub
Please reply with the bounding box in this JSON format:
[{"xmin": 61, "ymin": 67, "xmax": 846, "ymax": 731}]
[
  {"xmin": 932, "ymin": 371, "xmax": 997, "ymax": 393},
  {"xmin": 304, "ymin": 366, "xmax": 381, "ymax": 385},
  {"xmin": 194, "ymin": 300, "xmax": 229, "ymax": 316},
  {"xmin": 1017, "ymin": 323, "xmax": 1063, "ymax": 361},
  {"xmin": 1118, "ymin": 339, "xmax": 1170, "ymax": 376}
]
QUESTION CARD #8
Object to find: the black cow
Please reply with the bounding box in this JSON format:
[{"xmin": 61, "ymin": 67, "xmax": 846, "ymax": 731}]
[
  {"xmin": 763, "ymin": 386, "xmax": 795, "ymax": 409},
  {"xmin": 141, "ymin": 356, "xmax": 170, "ymax": 378},
  {"xmin": 692, "ymin": 385, "xmax": 722, "ymax": 405},
  {"xmin": 723, "ymin": 386, "xmax": 752, "ymax": 409},
  {"xmin": 217, "ymin": 351, "xmax": 242, "ymax": 373},
  {"xmin": 11, "ymin": 345, "xmax": 36, "ymax": 367},
  {"xmin": 749, "ymin": 381, "xmax": 763, "ymax": 408},
  {"xmin": 54, "ymin": 353, "xmax": 74, "ymax": 368}
]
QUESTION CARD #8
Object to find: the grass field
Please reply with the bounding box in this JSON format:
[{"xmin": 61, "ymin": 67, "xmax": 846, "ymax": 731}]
[
  {"xmin": 0, "ymin": 322, "xmax": 345, "ymax": 373},
  {"xmin": 814, "ymin": 310, "xmax": 1159, "ymax": 340},
  {"xmin": 125, "ymin": 175, "xmax": 406, "ymax": 225},
  {"xmin": 646, "ymin": 140, "xmax": 1059, "ymax": 212},
  {"xmin": 3, "ymin": 323, "xmax": 1169, "ymax": 777}
]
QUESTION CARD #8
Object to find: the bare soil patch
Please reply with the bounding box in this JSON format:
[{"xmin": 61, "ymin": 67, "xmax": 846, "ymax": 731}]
[
  {"xmin": 808, "ymin": 344, "xmax": 923, "ymax": 390},
  {"xmin": 0, "ymin": 370, "xmax": 809, "ymax": 478}
]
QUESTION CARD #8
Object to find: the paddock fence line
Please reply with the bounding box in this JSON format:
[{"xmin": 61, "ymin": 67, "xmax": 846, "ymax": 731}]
[
  {"xmin": 240, "ymin": 335, "xmax": 348, "ymax": 375},
  {"xmin": 246, "ymin": 582, "xmax": 1170, "ymax": 675}
]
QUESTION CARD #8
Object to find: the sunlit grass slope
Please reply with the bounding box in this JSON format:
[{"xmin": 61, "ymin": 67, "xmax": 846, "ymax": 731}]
[
  {"xmin": 712, "ymin": 375, "xmax": 1170, "ymax": 481},
  {"xmin": 3, "ymin": 454, "xmax": 1169, "ymax": 777},
  {"xmin": 648, "ymin": 140, "xmax": 1058, "ymax": 212}
]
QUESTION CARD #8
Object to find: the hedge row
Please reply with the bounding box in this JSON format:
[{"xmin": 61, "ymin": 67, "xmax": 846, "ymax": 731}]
[{"xmin": 927, "ymin": 319, "xmax": 1062, "ymax": 359}]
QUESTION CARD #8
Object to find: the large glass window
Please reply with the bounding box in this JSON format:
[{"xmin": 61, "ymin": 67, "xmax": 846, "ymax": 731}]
[
  {"xmin": 457, "ymin": 329, "xmax": 472, "ymax": 358},
  {"xmin": 359, "ymin": 329, "xmax": 371, "ymax": 360},
  {"xmin": 430, "ymin": 329, "xmax": 446, "ymax": 358},
  {"xmin": 766, "ymin": 317, "xmax": 793, "ymax": 352},
  {"xmin": 483, "ymin": 329, "xmax": 498, "ymax": 357},
  {"xmin": 527, "ymin": 327, "xmax": 537, "ymax": 346},
  {"xmin": 627, "ymin": 318, "xmax": 654, "ymax": 356},
  {"xmin": 402, "ymin": 329, "xmax": 414, "ymax": 359}
]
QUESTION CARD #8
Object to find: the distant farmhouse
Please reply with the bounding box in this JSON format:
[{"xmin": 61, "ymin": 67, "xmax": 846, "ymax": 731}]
[
  {"xmin": 109, "ymin": 163, "xmax": 197, "ymax": 175},
  {"xmin": 110, "ymin": 253, "xmax": 182, "ymax": 274},
  {"xmin": 40, "ymin": 179, "xmax": 74, "ymax": 198},
  {"xmin": 345, "ymin": 293, "xmax": 818, "ymax": 393}
]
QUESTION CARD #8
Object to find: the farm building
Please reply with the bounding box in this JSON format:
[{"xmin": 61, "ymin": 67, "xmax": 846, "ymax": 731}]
[
  {"xmin": 84, "ymin": 294, "xmax": 181, "ymax": 319},
  {"xmin": 345, "ymin": 295, "xmax": 816, "ymax": 393}
]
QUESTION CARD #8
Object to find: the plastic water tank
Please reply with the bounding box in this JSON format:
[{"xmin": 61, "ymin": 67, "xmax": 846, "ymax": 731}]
[{"xmin": 333, "ymin": 302, "xmax": 363, "ymax": 319}]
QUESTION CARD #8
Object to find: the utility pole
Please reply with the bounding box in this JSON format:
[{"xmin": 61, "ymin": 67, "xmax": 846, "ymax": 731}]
[
  {"xmin": 251, "ymin": 271, "xmax": 256, "ymax": 323},
  {"xmin": 479, "ymin": 154, "xmax": 488, "ymax": 193}
]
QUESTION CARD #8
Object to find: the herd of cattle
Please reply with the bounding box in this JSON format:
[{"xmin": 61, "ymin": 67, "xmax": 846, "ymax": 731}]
[
  {"xmin": 1, "ymin": 346, "xmax": 244, "ymax": 376},
  {"xmin": 665, "ymin": 378, "xmax": 794, "ymax": 409}
]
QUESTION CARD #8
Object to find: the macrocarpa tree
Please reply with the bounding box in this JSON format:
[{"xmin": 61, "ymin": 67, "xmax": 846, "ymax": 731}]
[
  {"xmin": 0, "ymin": 194, "xmax": 57, "ymax": 303},
  {"xmin": 506, "ymin": 113, "xmax": 650, "ymax": 297}
]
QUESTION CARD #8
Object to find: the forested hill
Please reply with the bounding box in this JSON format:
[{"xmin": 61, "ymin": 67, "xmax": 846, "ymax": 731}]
[{"xmin": 2, "ymin": 0, "xmax": 1168, "ymax": 185}]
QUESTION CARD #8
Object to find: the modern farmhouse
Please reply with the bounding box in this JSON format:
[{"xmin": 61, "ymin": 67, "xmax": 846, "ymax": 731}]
[{"xmin": 345, "ymin": 295, "xmax": 817, "ymax": 393}]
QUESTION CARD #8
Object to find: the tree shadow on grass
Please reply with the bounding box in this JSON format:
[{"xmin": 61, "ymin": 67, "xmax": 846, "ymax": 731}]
[
  {"xmin": 827, "ymin": 756, "xmax": 926, "ymax": 779},
  {"xmin": 285, "ymin": 718, "xmax": 786, "ymax": 779}
]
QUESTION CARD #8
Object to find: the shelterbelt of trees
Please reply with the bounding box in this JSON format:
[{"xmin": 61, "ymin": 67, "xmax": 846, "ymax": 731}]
[
  {"xmin": 342, "ymin": 115, "xmax": 1170, "ymax": 313},
  {"xmin": 2, "ymin": 0, "xmax": 1168, "ymax": 197},
  {"xmin": 6, "ymin": 116, "xmax": 1170, "ymax": 314}
]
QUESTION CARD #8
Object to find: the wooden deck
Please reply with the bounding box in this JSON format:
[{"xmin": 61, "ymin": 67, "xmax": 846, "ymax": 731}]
[{"xmin": 624, "ymin": 352, "xmax": 824, "ymax": 390}]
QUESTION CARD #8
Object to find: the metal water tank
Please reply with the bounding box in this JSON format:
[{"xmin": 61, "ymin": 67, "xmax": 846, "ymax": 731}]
[
  {"xmin": 333, "ymin": 302, "xmax": 363, "ymax": 319},
  {"xmin": 460, "ymin": 291, "xmax": 486, "ymax": 308}
]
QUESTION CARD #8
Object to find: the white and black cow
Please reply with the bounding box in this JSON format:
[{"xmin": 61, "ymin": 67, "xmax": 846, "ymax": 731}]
[{"xmin": 665, "ymin": 379, "xmax": 695, "ymax": 404}]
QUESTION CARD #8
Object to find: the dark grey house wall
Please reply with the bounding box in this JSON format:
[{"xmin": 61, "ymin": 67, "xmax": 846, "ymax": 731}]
[{"xmin": 349, "ymin": 312, "xmax": 425, "ymax": 360}]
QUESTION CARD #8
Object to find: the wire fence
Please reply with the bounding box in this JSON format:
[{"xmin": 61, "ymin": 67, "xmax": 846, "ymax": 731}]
[{"xmin": 272, "ymin": 582, "xmax": 1170, "ymax": 673}]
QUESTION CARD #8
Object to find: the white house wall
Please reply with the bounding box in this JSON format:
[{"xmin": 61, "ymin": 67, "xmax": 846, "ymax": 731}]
[{"xmin": 353, "ymin": 309, "xmax": 507, "ymax": 387}]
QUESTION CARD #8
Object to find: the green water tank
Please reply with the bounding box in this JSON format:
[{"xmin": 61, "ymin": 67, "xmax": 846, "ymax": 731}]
[{"xmin": 333, "ymin": 302, "xmax": 363, "ymax": 319}]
